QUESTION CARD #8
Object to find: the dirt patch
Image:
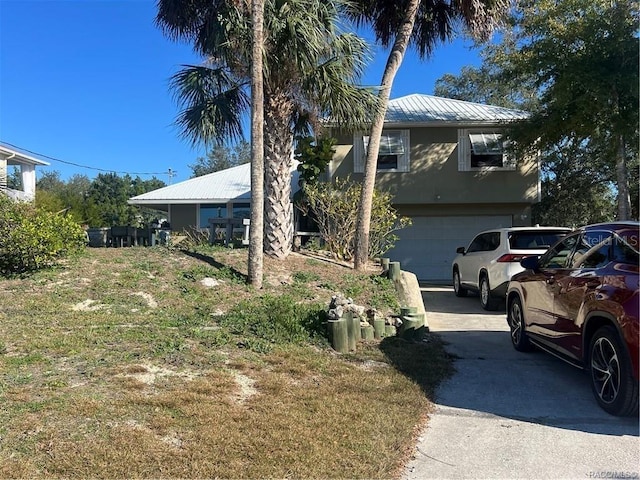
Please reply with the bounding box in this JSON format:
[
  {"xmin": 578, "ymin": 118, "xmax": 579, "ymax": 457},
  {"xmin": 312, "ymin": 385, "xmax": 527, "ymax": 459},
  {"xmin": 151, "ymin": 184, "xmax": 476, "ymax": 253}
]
[
  {"xmin": 71, "ymin": 299, "xmax": 107, "ymax": 312},
  {"xmin": 130, "ymin": 292, "xmax": 158, "ymax": 309}
]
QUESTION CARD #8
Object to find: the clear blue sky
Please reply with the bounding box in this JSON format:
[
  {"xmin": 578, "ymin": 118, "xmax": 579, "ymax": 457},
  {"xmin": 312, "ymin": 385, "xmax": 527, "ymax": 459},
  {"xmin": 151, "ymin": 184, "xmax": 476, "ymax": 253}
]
[{"xmin": 0, "ymin": 0, "xmax": 483, "ymax": 184}]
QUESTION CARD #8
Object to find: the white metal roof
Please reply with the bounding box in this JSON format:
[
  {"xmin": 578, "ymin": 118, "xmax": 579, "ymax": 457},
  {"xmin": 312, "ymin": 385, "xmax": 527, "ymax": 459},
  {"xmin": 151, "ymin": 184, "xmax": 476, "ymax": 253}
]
[
  {"xmin": 0, "ymin": 145, "xmax": 50, "ymax": 166},
  {"xmin": 385, "ymin": 94, "xmax": 528, "ymax": 125},
  {"xmin": 129, "ymin": 162, "xmax": 300, "ymax": 205}
]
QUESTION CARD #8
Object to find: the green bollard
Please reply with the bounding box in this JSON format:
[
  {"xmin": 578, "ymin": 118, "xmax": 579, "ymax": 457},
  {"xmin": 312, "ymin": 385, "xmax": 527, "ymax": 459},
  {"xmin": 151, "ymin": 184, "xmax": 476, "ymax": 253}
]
[
  {"xmin": 384, "ymin": 324, "xmax": 397, "ymax": 337},
  {"xmin": 388, "ymin": 262, "xmax": 401, "ymax": 280},
  {"xmin": 373, "ymin": 317, "xmax": 386, "ymax": 339},
  {"xmin": 361, "ymin": 324, "xmax": 375, "ymax": 340},
  {"xmin": 328, "ymin": 318, "xmax": 348, "ymax": 353},
  {"xmin": 345, "ymin": 311, "xmax": 357, "ymax": 352}
]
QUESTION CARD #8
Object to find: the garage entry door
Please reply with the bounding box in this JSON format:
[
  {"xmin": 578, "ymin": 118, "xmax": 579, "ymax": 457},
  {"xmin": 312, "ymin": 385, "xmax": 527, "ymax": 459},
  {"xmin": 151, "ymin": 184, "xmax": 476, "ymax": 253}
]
[{"xmin": 386, "ymin": 215, "xmax": 512, "ymax": 282}]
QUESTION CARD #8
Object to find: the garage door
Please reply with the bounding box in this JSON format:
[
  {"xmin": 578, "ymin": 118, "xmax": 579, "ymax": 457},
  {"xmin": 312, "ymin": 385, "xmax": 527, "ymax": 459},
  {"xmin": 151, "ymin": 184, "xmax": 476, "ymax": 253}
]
[{"xmin": 386, "ymin": 215, "xmax": 512, "ymax": 282}]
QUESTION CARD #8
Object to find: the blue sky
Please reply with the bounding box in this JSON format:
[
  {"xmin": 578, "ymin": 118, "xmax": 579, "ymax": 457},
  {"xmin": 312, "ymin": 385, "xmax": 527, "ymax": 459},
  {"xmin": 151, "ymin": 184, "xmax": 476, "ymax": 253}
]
[{"xmin": 0, "ymin": 0, "xmax": 483, "ymax": 184}]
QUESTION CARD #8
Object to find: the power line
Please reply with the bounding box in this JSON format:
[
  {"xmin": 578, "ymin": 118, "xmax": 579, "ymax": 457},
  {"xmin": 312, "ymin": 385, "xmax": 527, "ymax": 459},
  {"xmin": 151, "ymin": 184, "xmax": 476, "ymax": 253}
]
[{"xmin": 1, "ymin": 141, "xmax": 170, "ymax": 177}]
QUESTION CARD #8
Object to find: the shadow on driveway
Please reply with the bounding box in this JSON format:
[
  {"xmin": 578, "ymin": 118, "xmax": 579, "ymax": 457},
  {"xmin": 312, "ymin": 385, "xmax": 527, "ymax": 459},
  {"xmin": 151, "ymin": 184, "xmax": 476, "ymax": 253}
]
[{"xmin": 420, "ymin": 286, "xmax": 639, "ymax": 437}]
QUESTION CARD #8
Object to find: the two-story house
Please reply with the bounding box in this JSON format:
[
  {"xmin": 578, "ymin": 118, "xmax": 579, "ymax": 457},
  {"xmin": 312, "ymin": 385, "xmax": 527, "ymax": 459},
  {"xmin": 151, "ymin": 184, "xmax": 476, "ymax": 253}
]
[
  {"xmin": 328, "ymin": 94, "xmax": 535, "ymax": 281},
  {"xmin": 129, "ymin": 94, "xmax": 537, "ymax": 282}
]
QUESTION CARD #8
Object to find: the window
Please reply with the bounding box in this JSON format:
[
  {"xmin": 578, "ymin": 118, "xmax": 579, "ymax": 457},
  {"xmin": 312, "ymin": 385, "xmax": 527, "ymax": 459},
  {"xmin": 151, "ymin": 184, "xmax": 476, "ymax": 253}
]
[
  {"xmin": 508, "ymin": 230, "xmax": 568, "ymax": 250},
  {"xmin": 466, "ymin": 232, "xmax": 500, "ymax": 253},
  {"xmin": 353, "ymin": 130, "xmax": 410, "ymax": 173},
  {"xmin": 612, "ymin": 234, "xmax": 639, "ymax": 265},
  {"xmin": 540, "ymin": 234, "xmax": 581, "ymax": 269},
  {"xmin": 458, "ymin": 129, "xmax": 515, "ymax": 171},
  {"xmin": 200, "ymin": 203, "xmax": 227, "ymax": 228}
]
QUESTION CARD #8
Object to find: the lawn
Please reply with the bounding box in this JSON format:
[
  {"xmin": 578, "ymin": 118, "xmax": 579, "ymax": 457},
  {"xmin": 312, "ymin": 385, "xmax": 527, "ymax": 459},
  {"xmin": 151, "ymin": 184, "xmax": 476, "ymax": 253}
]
[{"xmin": 0, "ymin": 245, "xmax": 452, "ymax": 479}]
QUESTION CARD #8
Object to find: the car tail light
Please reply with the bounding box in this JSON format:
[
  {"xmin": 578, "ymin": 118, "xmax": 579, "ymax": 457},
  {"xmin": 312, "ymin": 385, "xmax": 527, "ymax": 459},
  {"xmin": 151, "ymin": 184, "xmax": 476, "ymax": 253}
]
[{"xmin": 497, "ymin": 254, "xmax": 528, "ymax": 262}]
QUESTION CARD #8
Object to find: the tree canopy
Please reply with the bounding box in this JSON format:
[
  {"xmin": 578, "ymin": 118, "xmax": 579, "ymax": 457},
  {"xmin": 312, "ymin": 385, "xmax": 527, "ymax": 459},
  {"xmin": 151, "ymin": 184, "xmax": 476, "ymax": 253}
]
[
  {"xmin": 36, "ymin": 171, "xmax": 165, "ymax": 228},
  {"xmin": 189, "ymin": 141, "xmax": 251, "ymax": 177},
  {"xmin": 435, "ymin": 0, "xmax": 639, "ymax": 224}
]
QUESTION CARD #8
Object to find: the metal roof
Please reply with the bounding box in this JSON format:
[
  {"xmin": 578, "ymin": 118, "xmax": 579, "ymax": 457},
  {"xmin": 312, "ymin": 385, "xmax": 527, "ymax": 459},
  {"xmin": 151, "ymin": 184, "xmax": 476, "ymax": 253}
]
[
  {"xmin": 385, "ymin": 94, "xmax": 528, "ymax": 125},
  {"xmin": 129, "ymin": 162, "xmax": 300, "ymax": 205},
  {"xmin": 130, "ymin": 95, "xmax": 527, "ymax": 205}
]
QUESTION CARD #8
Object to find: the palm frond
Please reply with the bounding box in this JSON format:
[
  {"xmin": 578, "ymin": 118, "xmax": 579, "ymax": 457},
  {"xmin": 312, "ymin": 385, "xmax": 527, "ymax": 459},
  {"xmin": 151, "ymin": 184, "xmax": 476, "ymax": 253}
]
[
  {"xmin": 346, "ymin": 0, "xmax": 510, "ymax": 59},
  {"xmin": 170, "ymin": 65, "xmax": 250, "ymax": 146}
]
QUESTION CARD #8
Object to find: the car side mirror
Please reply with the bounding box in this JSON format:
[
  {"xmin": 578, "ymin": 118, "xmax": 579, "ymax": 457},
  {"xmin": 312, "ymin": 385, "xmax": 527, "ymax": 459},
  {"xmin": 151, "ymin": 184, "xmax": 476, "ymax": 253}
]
[
  {"xmin": 520, "ymin": 255, "xmax": 540, "ymax": 271},
  {"xmin": 456, "ymin": 247, "xmax": 465, "ymax": 255}
]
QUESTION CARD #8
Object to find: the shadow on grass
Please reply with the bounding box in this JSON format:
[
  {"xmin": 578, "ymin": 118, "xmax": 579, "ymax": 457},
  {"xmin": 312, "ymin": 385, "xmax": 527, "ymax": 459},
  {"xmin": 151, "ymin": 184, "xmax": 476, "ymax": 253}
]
[
  {"xmin": 181, "ymin": 249, "xmax": 248, "ymax": 283},
  {"xmin": 379, "ymin": 335, "xmax": 455, "ymax": 398}
]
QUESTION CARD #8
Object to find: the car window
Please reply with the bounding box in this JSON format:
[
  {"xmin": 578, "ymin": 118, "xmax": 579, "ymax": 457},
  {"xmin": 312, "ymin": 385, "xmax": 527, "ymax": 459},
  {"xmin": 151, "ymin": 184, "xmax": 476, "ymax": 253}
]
[
  {"xmin": 539, "ymin": 233, "xmax": 581, "ymax": 269},
  {"xmin": 612, "ymin": 233, "xmax": 640, "ymax": 265},
  {"xmin": 572, "ymin": 231, "xmax": 612, "ymax": 269},
  {"xmin": 508, "ymin": 231, "xmax": 568, "ymax": 250},
  {"xmin": 466, "ymin": 232, "xmax": 500, "ymax": 253}
]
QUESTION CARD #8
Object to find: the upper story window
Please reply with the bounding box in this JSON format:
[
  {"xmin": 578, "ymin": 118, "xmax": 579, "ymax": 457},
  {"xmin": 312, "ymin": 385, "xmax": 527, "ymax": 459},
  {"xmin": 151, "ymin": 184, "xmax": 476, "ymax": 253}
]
[
  {"xmin": 457, "ymin": 129, "xmax": 516, "ymax": 171},
  {"xmin": 353, "ymin": 130, "xmax": 410, "ymax": 173}
]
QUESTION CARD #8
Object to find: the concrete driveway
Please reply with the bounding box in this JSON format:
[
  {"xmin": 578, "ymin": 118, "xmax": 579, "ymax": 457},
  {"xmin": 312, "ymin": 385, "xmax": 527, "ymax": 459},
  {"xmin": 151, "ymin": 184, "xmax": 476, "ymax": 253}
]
[{"xmin": 403, "ymin": 286, "xmax": 639, "ymax": 480}]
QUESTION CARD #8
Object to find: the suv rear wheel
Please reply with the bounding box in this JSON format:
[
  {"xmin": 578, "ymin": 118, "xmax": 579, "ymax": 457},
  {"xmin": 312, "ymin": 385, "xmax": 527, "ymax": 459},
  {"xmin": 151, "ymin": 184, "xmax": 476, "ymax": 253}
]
[
  {"xmin": 589, "ymin": 325, "xmax": 639, "ymax": 417},
  {"xmin": 479, "ymin": 275, "xmax": 499, "ymax": 311},
  {"xmin": 453, "ymin": 269, "xmax": 467, "ymax": 297}
]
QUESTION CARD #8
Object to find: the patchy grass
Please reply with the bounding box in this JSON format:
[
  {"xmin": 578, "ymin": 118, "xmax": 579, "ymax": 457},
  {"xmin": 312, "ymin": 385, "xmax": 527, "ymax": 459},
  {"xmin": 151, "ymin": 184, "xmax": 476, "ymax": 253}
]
[{"xmin": 0, "ymin": 246, "xmax": 453, "ymax": 479}]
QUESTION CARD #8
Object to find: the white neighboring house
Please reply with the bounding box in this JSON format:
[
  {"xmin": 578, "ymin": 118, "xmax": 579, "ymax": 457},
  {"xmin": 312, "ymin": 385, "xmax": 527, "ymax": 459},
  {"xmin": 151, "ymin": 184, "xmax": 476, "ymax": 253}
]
[
  {"xmin": 0, "ymin": 145, "xmax": 50, "ymax": 202},
  {"xmin": 128, "ymin": 161, "xmax": 301, "ymax": 234}
]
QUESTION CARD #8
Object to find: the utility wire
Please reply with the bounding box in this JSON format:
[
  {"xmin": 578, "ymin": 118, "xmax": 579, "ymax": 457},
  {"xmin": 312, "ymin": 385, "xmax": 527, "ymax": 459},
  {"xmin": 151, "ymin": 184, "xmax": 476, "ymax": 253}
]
[{"xmin": 1, "ymin": 141, "xmax": 170, "ymax": 176}]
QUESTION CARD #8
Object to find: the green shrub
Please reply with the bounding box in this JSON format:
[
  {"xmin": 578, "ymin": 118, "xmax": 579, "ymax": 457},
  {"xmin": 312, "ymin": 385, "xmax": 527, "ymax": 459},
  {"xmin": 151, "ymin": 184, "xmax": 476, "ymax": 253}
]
[
  {"xmin": 218, "ymin": 294, "xmax": 326, "ymax": 351},
  {"xmin": 0, "ymin": 195, "xmax": 86, "ymax": 275},
  {"xmin": 299, "ymin": 177, "xmax": 411, "ymax": 260}
]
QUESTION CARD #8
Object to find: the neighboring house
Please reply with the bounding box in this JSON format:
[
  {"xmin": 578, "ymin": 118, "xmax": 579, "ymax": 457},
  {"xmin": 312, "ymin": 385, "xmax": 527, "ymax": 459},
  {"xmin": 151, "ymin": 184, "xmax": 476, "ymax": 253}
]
[
  {"xmin": 128, "ymin": 162, "xmax": 300, "ymax": 234},
  {"xmin": 328, "ymin": 94, "xmax": 534, "ymax": 281},
  {"xmin": 130, "ymin": 94, "xmax": 536, "ymax": 281},
  {"xmin": 0, "ymin": 145, "xmax": 50, "ymax": 202}
]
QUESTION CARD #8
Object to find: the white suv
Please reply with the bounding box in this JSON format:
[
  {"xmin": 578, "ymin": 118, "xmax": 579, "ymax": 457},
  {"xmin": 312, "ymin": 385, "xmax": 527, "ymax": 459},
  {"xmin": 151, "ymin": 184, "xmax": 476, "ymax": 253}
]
[{"xmin": 452, "ymin": 227, "xmax": 570, "ymax": 310}]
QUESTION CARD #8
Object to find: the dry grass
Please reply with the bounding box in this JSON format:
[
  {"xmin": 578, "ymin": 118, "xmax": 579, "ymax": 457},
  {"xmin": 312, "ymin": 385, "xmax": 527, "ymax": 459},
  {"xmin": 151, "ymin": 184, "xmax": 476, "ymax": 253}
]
[{"xmin": 0, "ymin": 246, "xmax": 453, "ymax": 479}]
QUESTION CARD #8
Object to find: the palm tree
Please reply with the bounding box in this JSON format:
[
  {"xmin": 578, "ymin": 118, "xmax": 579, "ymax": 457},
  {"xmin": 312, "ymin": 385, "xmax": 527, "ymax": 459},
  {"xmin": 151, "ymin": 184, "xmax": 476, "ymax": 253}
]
[
  {"xmin": 249, "ymin": 0, "xmax": 265, "ymax": 288},
  {"xmin": 347, "ymin": 0, "xmax": 509, "ymax": 271},
  {"xmin": 156, "ymin": 0, "xmax": 377, "ymax": 262}
]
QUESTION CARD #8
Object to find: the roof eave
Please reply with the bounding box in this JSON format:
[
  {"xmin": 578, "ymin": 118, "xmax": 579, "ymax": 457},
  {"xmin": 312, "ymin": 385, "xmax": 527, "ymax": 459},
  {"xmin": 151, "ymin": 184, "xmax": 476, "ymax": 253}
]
[{"xmin": 0, "ymin": 146, "xmax": 50, "ymax": 166}]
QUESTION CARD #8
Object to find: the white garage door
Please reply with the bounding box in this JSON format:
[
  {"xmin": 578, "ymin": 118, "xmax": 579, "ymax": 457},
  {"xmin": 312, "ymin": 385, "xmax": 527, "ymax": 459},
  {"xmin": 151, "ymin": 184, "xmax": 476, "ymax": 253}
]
[{"xmin": 386, "ymin": 215, "xmax": 512, "ymax": 282}]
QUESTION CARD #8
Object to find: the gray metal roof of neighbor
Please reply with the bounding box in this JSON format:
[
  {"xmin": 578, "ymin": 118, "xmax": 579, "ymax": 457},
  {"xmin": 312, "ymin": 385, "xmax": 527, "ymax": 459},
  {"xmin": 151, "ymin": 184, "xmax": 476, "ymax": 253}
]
[{"xmin": 385, "ymin": 94, "xmax": 528, "ymax": 125}]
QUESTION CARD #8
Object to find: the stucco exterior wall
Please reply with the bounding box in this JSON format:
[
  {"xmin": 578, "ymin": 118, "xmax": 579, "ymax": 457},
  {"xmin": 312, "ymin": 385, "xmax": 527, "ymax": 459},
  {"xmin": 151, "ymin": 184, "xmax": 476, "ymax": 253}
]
[{"xmin": 330, "ymin": 126, "xmax": 539, "ymax": 209}]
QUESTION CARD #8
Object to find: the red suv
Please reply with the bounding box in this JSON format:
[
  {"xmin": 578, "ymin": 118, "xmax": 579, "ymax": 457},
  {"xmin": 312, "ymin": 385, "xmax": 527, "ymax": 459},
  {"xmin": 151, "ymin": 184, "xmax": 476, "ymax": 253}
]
[{"xmin": 506, "ymin": 222, "xmax": 639, "ymax": 416}]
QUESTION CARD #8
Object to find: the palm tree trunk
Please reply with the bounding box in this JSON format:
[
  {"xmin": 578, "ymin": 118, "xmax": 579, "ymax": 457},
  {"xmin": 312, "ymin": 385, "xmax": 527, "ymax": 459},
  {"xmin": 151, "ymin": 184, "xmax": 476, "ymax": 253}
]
[
  {"xmin": 264, "ymin": 90, "xmax": 294, "ymax": 259},
  {"xmin": 248, "ymin": 0, "xmax": 264, "ymax": 288},
  {"xmin": 615, "ymin": 134, "xmax": 631, "ymax": 220},
  {"xmin": 353, "ymin": 0, "xmax": 420, "ymax": 271}
]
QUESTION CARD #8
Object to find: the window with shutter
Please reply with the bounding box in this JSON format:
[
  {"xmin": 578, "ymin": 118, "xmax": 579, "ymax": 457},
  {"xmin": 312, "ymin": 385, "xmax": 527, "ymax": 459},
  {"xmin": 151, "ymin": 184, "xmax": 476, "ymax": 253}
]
[
  {"xmin": 458, "ymin": 129, "xmax": 516, "ymax": 171},
  {"xmin": 353, "ymin": 130, "xmax": 410, "ymax": 173}
]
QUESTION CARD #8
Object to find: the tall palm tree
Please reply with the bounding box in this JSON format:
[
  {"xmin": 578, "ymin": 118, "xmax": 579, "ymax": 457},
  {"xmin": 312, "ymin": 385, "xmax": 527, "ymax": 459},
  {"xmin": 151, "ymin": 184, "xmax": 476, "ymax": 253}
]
[
  {"xmin": 156, "ymin": 0, "xmax": 377, "ymax": 261},
  {"xmin": 249, "ymin": 0, "xmax": 265, "ymax": 287},
  {"xmin": 347, "ymin": 0, "xmax": 510, "ymax": 271}
]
